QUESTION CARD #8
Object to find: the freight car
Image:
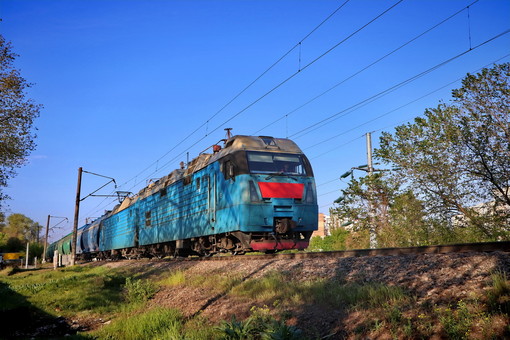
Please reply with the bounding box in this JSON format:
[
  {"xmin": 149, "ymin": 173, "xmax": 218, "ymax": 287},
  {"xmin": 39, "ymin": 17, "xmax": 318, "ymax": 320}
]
[{"xmin": 47, "ymin": 135, "xmax": 318, "ymax": 260}]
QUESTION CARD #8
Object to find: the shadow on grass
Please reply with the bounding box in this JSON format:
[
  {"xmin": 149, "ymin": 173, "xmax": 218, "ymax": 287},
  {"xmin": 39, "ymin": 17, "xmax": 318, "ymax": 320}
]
[{"xmin": 0, "ymin": 281, "xmax": 92, "ymax": 339}]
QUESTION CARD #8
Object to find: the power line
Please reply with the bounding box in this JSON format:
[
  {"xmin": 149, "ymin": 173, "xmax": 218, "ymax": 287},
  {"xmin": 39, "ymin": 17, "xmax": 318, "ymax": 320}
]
[
  {"xmin": 311, "ymin": 53, "xmax": 510, "ymax": 215},
  {"xmin": 310, "ymin": 135, "xmax": 364, "ymax": 160},
  {"xmin": 111, "ymin": 0, "xmax": 352, "ymax": 195},
  {"xmin": 82, "ymin": 9, "xmax": 509, "ymax": 221},
  {"xmin": 253, "ymin": 0, "xmax": 479, "ymax": 136},
  {"xmin": 83, "ymin": 50, "xmax": 510, "ymax": 221},
  {"xmin": 290, "ymin": 29, "xmax": 510, "ymax": 140},
  {"xmin": 305, "ymin": 52, "xmax": 510, "ymax": 161},
  {"xmin": 204, "ymin": 0, "xmax": 404, "ymax": 141},
  {"xmin": 317, "ymin": 178, "xmax": 340, "ymax": 188},
  {"xmin": 318, "ymin": 188, "xmax": 342, "ymax": 197},
  {"xmin": 114, "ymin": 0, "xmax": 403, "ymax": 196}
]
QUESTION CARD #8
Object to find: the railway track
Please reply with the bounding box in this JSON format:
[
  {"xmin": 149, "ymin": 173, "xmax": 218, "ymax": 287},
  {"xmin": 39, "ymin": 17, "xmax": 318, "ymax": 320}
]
[{"xmin": 191, "ymin": 240, "xmax": 510, "ymax": 262}]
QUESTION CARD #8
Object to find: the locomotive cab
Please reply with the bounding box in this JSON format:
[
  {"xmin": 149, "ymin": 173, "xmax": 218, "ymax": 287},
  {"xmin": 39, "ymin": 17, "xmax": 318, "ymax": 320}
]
[{"xmin": 212, "ymin": 135, "xmax": 318, "ymax": 252}]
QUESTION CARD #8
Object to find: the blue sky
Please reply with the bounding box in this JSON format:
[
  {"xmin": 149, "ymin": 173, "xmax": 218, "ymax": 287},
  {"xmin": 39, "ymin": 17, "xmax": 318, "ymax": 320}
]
[{"xmin": 2, "ymin": 0, "xmax": 509, "ymax": 241}]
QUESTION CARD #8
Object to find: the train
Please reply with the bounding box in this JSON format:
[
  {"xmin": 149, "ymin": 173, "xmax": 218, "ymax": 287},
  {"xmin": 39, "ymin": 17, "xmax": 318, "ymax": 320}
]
[{"xmin": 46, "ymin": 135, "xmax": 318, "ymax": 260}]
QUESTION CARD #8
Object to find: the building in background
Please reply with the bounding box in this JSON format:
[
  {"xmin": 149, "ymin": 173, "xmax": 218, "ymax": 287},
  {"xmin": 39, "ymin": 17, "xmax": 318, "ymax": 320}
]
[{"xmin": 313, "ymin": 213, "xmax": 331, "ymax": 238}]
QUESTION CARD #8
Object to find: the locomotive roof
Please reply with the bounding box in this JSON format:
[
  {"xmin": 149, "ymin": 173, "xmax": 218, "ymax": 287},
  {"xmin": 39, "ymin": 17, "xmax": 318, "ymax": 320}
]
[
  {"xmin": 206, "ymin": 135, "xmax": 303, "ymax": 167},
  {"xmin": 106, "ymin": 135, "xmax": 303, "ymax": 216}
]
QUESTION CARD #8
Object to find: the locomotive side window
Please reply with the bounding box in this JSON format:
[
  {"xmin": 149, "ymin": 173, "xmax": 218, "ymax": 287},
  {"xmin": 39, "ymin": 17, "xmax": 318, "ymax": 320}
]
[
  {"xmin": 183, "ymin": 176, "xmax": 191, "ymax": 186},
  {"xmin": 145, "ymin": 211, "xmax": 151, "ymax": 227},
  {"xmin": 246, "ymin": 152, "xmax": 308, "ymax": 176},
  {"xmin": 222, "ymin": 160, "xmax": 236, "ymax": 180},
  {"xmin": 159, "ymin": 188, "xmax": 167, "ymax": 197}
]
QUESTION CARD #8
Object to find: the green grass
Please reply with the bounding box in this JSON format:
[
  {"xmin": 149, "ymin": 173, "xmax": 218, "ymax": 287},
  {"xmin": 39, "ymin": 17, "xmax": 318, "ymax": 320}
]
[
  {"xmin": 230, "ymin": 270, "xmax": 409, "ymax": 310},
  {"xmin": 158, "ymin": 270, "xmax": 186, "ymax": 287},
  {"xmin": 217, "ymin": 306, "xmax": 304, "ymax": 340},
  {"xmin": 159, "ymin": 269, "xmax": 243, "ymax": 294},
  {"xmin": 124, "ymin": 277, "xmax": 157, "ymax": 303},
  {"xmin": 94, "ymin": 307, "xmax": 184, "ymax": 340},
  {"xmin": 2, "ymin": 264, "xmax": 509, "ymax": 339},
  {"xmin": 0, "ymin": 265, "xmax": 128, "ymax": 317},
  {"xmin": 487, "ymin": 269, "xmax": 510, "ymax": 313}
]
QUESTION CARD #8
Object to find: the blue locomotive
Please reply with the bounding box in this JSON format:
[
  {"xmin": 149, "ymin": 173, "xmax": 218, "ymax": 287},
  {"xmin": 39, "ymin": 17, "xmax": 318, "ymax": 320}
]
[{"xmin": 47, "ymin": 135, "xmax": 318, "ymax": 259}]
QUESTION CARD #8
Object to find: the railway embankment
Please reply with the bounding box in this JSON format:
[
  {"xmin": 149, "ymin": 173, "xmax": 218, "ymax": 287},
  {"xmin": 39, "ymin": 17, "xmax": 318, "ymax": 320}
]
[{"xmin": 1, "ymin": 249, "xmax": 509, "ymax": 339}]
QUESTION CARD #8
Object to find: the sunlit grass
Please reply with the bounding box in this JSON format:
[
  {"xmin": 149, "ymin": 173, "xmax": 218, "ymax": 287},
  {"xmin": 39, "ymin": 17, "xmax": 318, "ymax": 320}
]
[
  {"xmin": 158, "ymin": 270, "xmax": 186, "ymax": 287},
  {"xmin": 94, "ymin": 307, "xmax": 183, "ymax": 340},
  {"xmin": 230, "ymin": 270, "xmax": 408, "ymax": 310}
]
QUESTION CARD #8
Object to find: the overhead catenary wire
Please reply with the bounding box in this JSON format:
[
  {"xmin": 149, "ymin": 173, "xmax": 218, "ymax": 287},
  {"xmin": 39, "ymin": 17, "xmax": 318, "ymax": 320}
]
[
  {"xmin": 81, "ymin": 0, "xmax": 354, "ymax": 222},
  {"xmin": 82, "ymin": 46, "xmax": 510, "ymax": 222},
  {"xmin": 81, "ymin": 5, "xmax": 509, "ymax": 222},
  {"xmin": 312, "ymin": 53, "xmax": 510, "ymax": 213},
  {"xmin": 290, "ymin": 29, "xmax": 510, "ymax": 141},
  {"xmin": 253, "ymin": 0, "xmax": 480, "ymax": 136},
  {"xmin": 204, "ymin": 0, "xmax": 404, "ymax": 141},
  {"xmin": 306, "ymin": 52, "xmax": 510, "ymax": 161},
  {"xmin": 107, "ymin": 0, "xmax": 404, "ymax": 199},
  {"xmin": 111, "ymin": 0, "xmax": 352, "ymax": 194}
]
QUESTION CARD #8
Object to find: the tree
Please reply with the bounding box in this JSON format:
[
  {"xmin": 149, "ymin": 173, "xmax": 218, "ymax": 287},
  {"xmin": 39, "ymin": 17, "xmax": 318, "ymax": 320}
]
[
  {"xmin": 2, "ymin": 213, "xmax": 41, "ymax": 244},
  {"xmin": 376, "ymin": 63, "xmax": 510, "ymax": 240},
  {"xmin": 331, "ymin": 173, "xmax": 432, "ymax": 248},
  {"xmin": 0, "ymin": 34, "xmax": 41, "ymax": 206},
  {"xmin": 332, "ymin": 173, "xmax": 396, "ymax": 238},
  {"xmin": 309, "ymin": 227, "xmax": 350, "ymax": 251}
]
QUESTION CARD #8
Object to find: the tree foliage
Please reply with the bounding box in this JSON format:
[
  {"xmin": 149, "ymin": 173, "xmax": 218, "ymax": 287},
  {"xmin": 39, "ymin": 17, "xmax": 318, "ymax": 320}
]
[
  {"xmin": 331, "ymin": 63, "xmax": 509, "ymax": 247},
  {"xmin": 376, "ymin": 63, "xmax": 510, "ymax": 240},
  {"xmin": 0, "ymin": 34, "xmax": 41, "ymax": 205},
  {"xmin": 331, "ymin": 173, "xmax": 432, "ymax": 248},
  {"xmin": 309, "ymin": 227, "xmax": 350, "ymax": 251},
  {"xmin": 0, "ymin": 213, "xmax": 42, "ymax": 251}
]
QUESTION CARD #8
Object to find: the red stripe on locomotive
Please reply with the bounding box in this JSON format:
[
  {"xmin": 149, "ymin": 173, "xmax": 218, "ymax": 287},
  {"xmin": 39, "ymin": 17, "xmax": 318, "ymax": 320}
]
[{"xmin": 257, "ymin": 182, "xmax": 304, "ymax": 199}]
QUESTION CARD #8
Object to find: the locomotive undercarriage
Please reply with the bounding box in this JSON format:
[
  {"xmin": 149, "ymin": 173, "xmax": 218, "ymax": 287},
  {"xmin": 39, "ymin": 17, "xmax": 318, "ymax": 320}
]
[{"xmin": 84, "ymin": 226, "xmax": 311, "ymax": 261}]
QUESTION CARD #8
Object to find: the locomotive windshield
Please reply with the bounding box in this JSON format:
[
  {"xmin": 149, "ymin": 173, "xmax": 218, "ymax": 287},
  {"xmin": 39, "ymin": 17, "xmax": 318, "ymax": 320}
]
[{"xmin": 246, "ymin": 151, "xmax": 308, "ymax": 176}]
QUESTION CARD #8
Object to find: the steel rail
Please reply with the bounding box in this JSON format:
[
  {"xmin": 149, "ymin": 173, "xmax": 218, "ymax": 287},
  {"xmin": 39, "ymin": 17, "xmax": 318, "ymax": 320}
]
[{"xmin": 189, "ymin": 241, "xmax": 510, "ymax": 262}]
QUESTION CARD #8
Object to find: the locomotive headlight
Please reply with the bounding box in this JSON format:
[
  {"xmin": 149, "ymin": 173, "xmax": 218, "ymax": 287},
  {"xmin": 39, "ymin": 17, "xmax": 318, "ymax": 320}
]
[
  {"xmin": 249, "ymin": 181, "xmax": 260, "ymax": 202},
  {"xmin": 304, "ymin": 183, "xmax": 315, "ymax": 203}
]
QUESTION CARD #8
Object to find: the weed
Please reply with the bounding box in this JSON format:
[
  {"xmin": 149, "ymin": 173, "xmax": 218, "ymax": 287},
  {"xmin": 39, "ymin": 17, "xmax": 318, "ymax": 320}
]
[
  {"xmin": 383, "ymin": 303, "xmax": 402, "ymax": 324},
  {"xmin": 305, "ymin": 281, "xmax": 408, "ymax": 310},
  {"xmin": 218, "ymin": 316, "xmax": 256, "ymax": 340},
  {"xmin": 124, "ymin": 277, "xmax": 157, "ymax": 304},
  {"xmin": 159, "ymin": 270, "xmax": 186, "ymax": 286},
  {"xmin": 231, "ymin": 271, "xmax": 289, "ymax": 301},
  {"xmin": 487, "ymin": 270, "xmax": 510, "ymax": 313},
  {"xmin": 260, "ymin": 321, "xmax": 303, "ymax": 340},
  {"xmin": 189, "ymin": 272, "xmax": 243, "ymax": 294},
  {"xmin": 183, "ymin": 314, "xmax": 221, "ymax": 340},
  {"xmin": 436, "ymin": 301, "xmax": 473, "ymax": 340},
  {"xmin": 217, "ymin": 306, "xmax": 304, "ymax": 340}
]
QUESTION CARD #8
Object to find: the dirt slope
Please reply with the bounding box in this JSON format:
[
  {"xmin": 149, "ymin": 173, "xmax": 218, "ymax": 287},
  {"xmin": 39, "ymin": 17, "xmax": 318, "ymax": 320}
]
[{"xmin": 103, "ymin": 251, "xmax": 510, "ymax": 338}]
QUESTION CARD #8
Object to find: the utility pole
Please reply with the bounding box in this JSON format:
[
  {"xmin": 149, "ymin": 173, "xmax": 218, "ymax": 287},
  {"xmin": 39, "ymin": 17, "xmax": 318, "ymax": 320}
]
[
  {"xmin": 25, "ymin": 242, "xmax": 29, "ymax": 269},
  {"xmin": 366, "ymin": 132, "xmax": 377, "ymax": 249},
  {"xmin": 339, "ymin": 132, "xmax": 400, "ymax": 249},
  {"xmin": 43, "ymin": 215, "xmax": 50, "ymax": 263},
  {"xmin": 71, "ymin": 167, "xmax": 83, "ymax": 266},
  {"xmin": 69, "ymin": 168, "xmax": 117, "ymax": 266},
  {"xmin": 366, "ymin": 133, "xmax": 373, "ymax": 175},
  {"xmin": 42, "ymin": 215, "xmax": 68, "ymax": 263}
]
